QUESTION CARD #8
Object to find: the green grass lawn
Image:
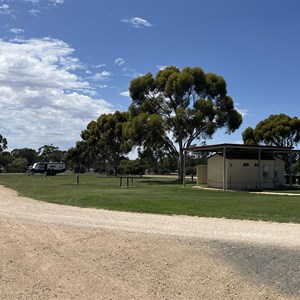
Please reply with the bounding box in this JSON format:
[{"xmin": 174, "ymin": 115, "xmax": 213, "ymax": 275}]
[{"xmin": 0, "ymin": 173, "xmax": 300, "ymax": 223}]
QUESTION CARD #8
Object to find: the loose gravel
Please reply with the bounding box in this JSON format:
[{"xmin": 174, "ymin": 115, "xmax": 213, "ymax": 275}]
[{"xmin": 0, "ymin": 185, "xmax": 299, "ymax": 299}]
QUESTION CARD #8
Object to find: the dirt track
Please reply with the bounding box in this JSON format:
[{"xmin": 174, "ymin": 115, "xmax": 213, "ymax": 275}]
[{"xmin": 0, "ymin": 185, "xmax": 300, "ymax": 299}]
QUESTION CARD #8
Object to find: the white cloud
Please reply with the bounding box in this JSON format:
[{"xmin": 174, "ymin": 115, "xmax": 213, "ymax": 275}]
[
  {"xmin": 24, "ymin": 0, "xmax": 40, "ymax": 4},
  {"xmin": 8, "ymin": 28, "xmax": 25, "ymax": 34},
  {"xmin": 122, "ymin": 66, "xmax": 143, "ymax": 78},
  {"xmin": 120, "ymin": 91, "xmax": 130, "ymax": 97},
  {"xmin": 92, "ymin": 64, "xmax": 106, "ymax": 68},
  {"xmin": 115, "ymin": 58, "xmax": 125, "ymax": 66},
  {"xmin": 29, "ymin": 9, "xmax": 40, "ymax": 16},
  {"xmin": 156, "ymin": 65, "xmax": 167, "ymax": 70},
  {"xmin": 0, "ymin": 38, "xmax": 113, "ymax": 150},
  {"xmin": 88, "ymin": 71, "xmax": 112, "ymax": 81},
  {"xmin": 0, "ymin": 4, "xmax": 13, "ymax": 15},
  {"xmin": 121, "ymin": 17, "xmax": 152, "ymax": 28},
  {"xmin": 50, "ymin": 0, "xmax": 64, "ymax": 6}
]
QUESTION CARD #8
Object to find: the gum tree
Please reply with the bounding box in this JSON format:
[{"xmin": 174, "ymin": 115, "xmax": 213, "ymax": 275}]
[
  {"xmin": 0, "ymin": 134, "xmax": 7, "ymax": 154},
  {"xmin": 128, "ymin": 66, "xmax": 242, "ymax": 181},
  {"xmin": 0, "ymin": 134, "xmax": 7, "ymax": 170},
  {"xmin": 81, "ymin": 111, "xmax": 132, "ymax": 176},
  {"xmin": 243, "ymin": 114, "xmax": 300, "ymax": 147},
  {"xmin": 242, "ymin": 114, "xmax": 300, "ymax": 174}
]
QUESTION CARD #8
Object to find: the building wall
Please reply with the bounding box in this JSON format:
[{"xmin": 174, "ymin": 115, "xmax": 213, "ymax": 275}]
[
  {"xmin": 273, "ymin": 157, "xmax": 286, "ymax": 186},
  {"xmin": 196, "ymin": 165, "xmax": 207, "ymax": 184},
  {"xmin": 227, "ymin": 158, "xmax": 271, "ymax": 190},
  {"xmin": 207, "ymin": 155, "xmax": 285, "ymax": 190},
  {"xmin": 207, "ymin": 155, "xmax": 226, "ymax": 189}
]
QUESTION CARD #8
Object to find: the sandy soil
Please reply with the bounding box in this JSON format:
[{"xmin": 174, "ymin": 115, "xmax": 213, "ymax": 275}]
[{"xmin": 0, "ymin": 185, "xmax": 300, "ymax": 299}]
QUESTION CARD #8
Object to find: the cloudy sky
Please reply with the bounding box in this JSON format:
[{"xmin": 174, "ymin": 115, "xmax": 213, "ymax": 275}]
[{"xmin": 0, "ymin": 0, "xmax": 300, "ymax": 151}]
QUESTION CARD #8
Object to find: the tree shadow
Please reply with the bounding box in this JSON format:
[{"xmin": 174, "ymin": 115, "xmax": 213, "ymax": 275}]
[
  {"xmin": 141, "ymin": 179, "xmax": 180, "ymax": 185},
  {"xmin": 141, "ymin": 179, "xmax": 195, "ymax": 185}
]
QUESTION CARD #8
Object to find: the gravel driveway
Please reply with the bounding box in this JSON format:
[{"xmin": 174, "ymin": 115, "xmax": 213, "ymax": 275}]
[{"xmin": 0, "ymin": 185, "xmax": 299, "ymax": 299}]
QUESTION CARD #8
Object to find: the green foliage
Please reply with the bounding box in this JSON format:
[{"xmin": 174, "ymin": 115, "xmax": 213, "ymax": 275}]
[
  {"xmin": 119, "ymin": 159, "xmax": 146, "ymax": 175},
  {"xmin": 0, "ymin": 152, "xmax": 13, "ymax": 171},
  {"xmin": 38, "ymin": 144, "xmax": 65, "ymax": 162},
  {"xmin": 63, "ymin": 141, "xmax": 94, "ymax": 172},
  {"xmin": 11, "ymin": 148, "xmax": 38, "ymax": 166},
  {"xmin": 2, "ymin": 146, "xmax": 63, "ymax": 173},
  {"xmin": 242, "ymin": 127, "xmax": 256, "ymax": 145},
  {"xmin": 0, "ymin": 134, "xmax": 8, "ymax": 170},
  {"xmin": 6, "ymin": 157, "xmax": 29, "ymax": 173},
  {"xmin": 242, "ymin": 114, "xmax": 300, "ymax": 174},
  {"xmin": 128, "ymin": 66, "xmax": 242, "ymax": 181},
  {"xmin": 81, "ymin": 111, "xmax": 132, "ymax": 175},
  {"xmin": 138, "ymin": 147, "xmax": 176, "ymax": 174},
  {"xmin": 292, "ymin": 156, "xmax": 300, "ymax": 175},
  {"xmin": 1, "ymin": 174, "xmax": 300, "ymax": 223},
  {"xmin": 0, "ymin": 134, "xmax": 7, "ymax": 154},
  {"xmin": 243, "ymin": 114, "xmax": 300, "ymax": 147}
]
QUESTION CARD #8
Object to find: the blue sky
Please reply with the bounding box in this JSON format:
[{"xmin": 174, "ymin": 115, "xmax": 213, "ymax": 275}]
[{"xmin": 0, "ymin": 0, "xmax": 299, "ymax": 152}]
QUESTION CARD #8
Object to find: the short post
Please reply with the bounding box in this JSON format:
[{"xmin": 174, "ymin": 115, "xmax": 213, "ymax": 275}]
[
  {"xmin": 119, "ymin": 176, "xmax": 134, "ymax": 188},
  {"xmin": 44, "ymin": 172, "xmax": 47, "ymax": 179},
  {"xmin": 76, "ymin": 174, "xmax": 80, "ymax": 184}
]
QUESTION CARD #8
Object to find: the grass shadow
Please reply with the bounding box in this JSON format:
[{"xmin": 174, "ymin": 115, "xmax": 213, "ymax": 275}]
[{"xmin": 141, "ymin": 180, "xmax": 180, "ymax": 185}]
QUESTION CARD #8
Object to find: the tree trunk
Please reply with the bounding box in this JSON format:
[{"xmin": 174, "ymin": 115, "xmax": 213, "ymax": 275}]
[
  {"xmin": 113, "ymin": 160, "xmax": 118, "ymax": 176},
  {"xmin": 178, "ymin": 143, "xmax": 184, "ymax": 182}
]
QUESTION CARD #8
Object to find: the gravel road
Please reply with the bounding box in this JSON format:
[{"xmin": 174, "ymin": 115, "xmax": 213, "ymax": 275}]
[{"xmin": 0, "ymin": 185, "xmax": 299, "ymax": 299}]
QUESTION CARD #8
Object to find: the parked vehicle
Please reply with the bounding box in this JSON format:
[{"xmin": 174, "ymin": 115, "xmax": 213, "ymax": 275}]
[{"xmin": 29, "ymin": 162, "xmax": 65, "ymax": 176}]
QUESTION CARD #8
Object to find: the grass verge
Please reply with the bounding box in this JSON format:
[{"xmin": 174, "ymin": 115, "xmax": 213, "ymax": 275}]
[{"xmin": 0, "ymin": 173, "xmax": 300, "ymax": 223}]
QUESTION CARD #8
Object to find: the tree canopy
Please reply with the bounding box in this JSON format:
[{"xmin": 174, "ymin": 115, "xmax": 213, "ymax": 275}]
[
  {"xmin": 0, "ymin": 134, "xmax": 7, "ymax": 154},
  {"xmin": 128, "ymin": 66, "xmax": 242, "ymax": 181},
  {"xmin": 38, "ymin": 144, "xmax": 65, "ymax": 162},
  {"xmin": 81, "ymin": 111, "xmax": 132, "ymax": 175},
  {"xmin": 242, "ymin": 114, "xmax": 300, "ymax": 147},
  {"xmin": 11, "ymin": 148, "xmax": 38, "ymax": 166}
]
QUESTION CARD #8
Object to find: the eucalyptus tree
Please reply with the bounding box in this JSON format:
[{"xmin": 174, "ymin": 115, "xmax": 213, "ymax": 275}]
[
  {"xmin": 63, "ymin": 141, "xmax": 93, "ymax": 172},
  {"xmin": 242, "ymin": 114, "xmax": 300, "ymax": 147},
  {"xmin": 128, "ymin": 66, "xmax": 242, "ymax": 181},
  {"xmin": 0, "ymin": 134, "xmax": 7, "ymax": 154},
  {"xmin": 81, "ymin": 111, "xmax": 132, "ymax": 176},
  {"xmin": 242, "ymin": 114, "xmax": 300, "ymax": 174},
  {"xmin": 0, "ymin": 134, "xmax": 8, "ymax": 170},
  {"xmin": 11, "ymin": 148, "xmax": 38, "ymax": 166},
  {"xmin": 38, "ymin": 144, "xmax": 65, "ymax": 162}
]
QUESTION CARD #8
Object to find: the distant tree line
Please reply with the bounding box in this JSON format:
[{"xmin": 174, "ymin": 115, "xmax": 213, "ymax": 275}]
[{"xmin": 0, "ymin": 144, "xmax": 65, "ymax": 173}]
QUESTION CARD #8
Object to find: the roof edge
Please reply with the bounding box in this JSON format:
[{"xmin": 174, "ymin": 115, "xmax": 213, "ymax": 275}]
[{"xmin": 184, "ymin": 143, "xmax": 295, "ymax": 152}]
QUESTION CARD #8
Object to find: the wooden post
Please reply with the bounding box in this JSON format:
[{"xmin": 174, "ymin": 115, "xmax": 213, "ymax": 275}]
[
  {"xmin": 183, "ymin": 151, "xmax": 186, "ymax": 187},
  {"xmin": 290, "ymin": 149, "xmax": 293, "ymax": 187},
  {"xmin": 223, "ymin": 146, "xmax": 226, "ymax": 191},
  {"xmin": 258, "ymin": 148, "xmax": 261, "ymax": 190}
]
